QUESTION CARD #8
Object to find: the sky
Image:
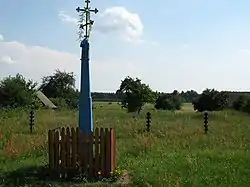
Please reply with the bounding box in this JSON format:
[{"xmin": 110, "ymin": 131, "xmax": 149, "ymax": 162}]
[{"xmin": 1, "ymin": 0, "xmax": 250, "ymax": 93}]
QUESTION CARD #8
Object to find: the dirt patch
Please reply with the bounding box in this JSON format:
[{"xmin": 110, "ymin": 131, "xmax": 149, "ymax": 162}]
[{"xmin": 115, "ymin": 170, "xmax": 131, "ymax": 186}]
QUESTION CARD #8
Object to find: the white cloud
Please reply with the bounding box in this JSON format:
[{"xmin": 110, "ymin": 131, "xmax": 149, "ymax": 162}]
[
  {"xmin": 0, "ymin": 55, "xmax": 16, "ymax": 64},
  {"xmin": 58, "ymin": 11, "xmax": 78, "ymax": 24},
  {"xmin": 59, "ymin": 6, "xmax": 144, "ymax": 42},
  {"xmin": 0, "ymin": 39, "xmax": 141, "ymax": 91},
  {"xmin": 96, "ymin": 6, "xmax": 143, "ymax": 42},
  {"xmin": 0, "ymin": 34, "xmax": 3, "ymax": 41}
]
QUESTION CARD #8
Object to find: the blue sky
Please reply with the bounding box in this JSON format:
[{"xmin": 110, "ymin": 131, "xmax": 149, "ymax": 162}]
[{"xmin": 1, "ymin": 0, "xmax": 250, "ymax": 93}]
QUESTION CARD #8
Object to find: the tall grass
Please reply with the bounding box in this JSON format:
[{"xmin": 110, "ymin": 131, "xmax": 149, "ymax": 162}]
[{"xmin": 0, "ymin": 103, "xmax": 250, "ymax": 186}]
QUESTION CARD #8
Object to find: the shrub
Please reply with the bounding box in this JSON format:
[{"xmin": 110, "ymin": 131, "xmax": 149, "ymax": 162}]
[
  {"xmin": 49, "ymin": 97, "xmax": 68, "ymax": 108},
  {"xmin": 232, "ymin": 94, "xmax": 249, "ymax": 111},
  {"xmin": 192, "ymin": 89, "xmax": 228, "ymax": 112},
  {"xmin": 0, "ymin": 74, "xmax": 37, "ymax": 108},
  {"xmin": 155, "ymin": 93, "xmax": 183, "ymax": 111}
]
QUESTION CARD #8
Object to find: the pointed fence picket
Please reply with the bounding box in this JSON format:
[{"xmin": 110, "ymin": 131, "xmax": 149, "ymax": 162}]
[{"xmin": 48, "ymin": 127, "xmax": 116, "ymax": 176}]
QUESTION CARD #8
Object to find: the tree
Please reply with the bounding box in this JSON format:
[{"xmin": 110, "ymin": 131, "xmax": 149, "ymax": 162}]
[
  {"xmin": 180, "ymin": 90, "xmax": 199, "ymax": 103},
  {"xmin": 39, "ymin": 69, "xmax": 78, "ymax": 108},
  {"xmin": 232, "ymin": 94, "xmax": 249, "ymax": 111},
  {"xmin": 231, "ymin": 94, "xmax": 250, "ymax": 114},
  {"xmin": 0, "ymin": 74, "xmax": 37, "ymax": 107},
  {"xmin": 116, "ymin": 76, "xmax": 154, "ymax": 113},
  {"xmin": 155, "ymin": 91, "xmax": 183, "ymax": 110},
  {"xmin": 192, "ymin": 89, "xmax": 228, "ymax": 112}
]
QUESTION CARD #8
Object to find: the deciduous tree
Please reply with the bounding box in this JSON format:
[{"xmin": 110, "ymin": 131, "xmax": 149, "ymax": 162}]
[
  {"xmin": 39, "ymin": 69, "xmax": 78, "ymax": 108},
  {"xmin": 192, "ymin": 89, "xmax": 228, "ymax": 112},
  {"xmin": 0, "ymin": 74, "xmax": 37, "ymax": 107},
  {"xmin": 116, "ymin": 76, "xmax": 154, "ymax": 113}
]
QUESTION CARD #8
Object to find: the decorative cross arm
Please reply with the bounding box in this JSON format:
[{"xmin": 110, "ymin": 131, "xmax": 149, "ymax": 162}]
[
  {"xmin": 76, "ymin": 0, "xmax": 98, "ymax": 40},
  {"xmin": 76, "ymin": 7, "xmax": 98, "ymax": 14}
]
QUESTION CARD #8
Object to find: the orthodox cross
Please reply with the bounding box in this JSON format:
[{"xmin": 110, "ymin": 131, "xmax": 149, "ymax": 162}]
[{"xmin": 76, "ymin": 0, "xmax": 98, "ymax": 40}]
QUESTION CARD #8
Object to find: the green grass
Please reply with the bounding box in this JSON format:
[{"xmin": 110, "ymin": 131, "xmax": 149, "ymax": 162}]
[{"xmin": 0, "ymin": 103, "xmax": 250, "ymax": 186}]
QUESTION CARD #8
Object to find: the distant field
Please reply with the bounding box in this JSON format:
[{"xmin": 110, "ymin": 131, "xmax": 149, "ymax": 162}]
[
  {"xmin": 93, "ymin": 102, "xmax": 194, "ymax": 112},
  {"xmin": 180, "ymin": 103, "xmax": 195, "ymax": 112},
  {"xmin": 0, "ymin": 102, "xmax": 250, "ymax": 186}
]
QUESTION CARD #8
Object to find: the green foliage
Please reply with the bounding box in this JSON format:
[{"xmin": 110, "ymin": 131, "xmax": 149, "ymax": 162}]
[
  {"xmin": 0, "ymin": 74, "xmax": 37, "ymax": 108},
  {"xmin": 180, "ymin": 90, "xmax": 199, "ymax": 103},
  {"xmin": 49, "ymin": 97, "xmax": 68, "ymax": 108},
  {"xmin": 154, "ymin": 91, "xmax": 183, "ymax": 110},
  {"xmin": 1, "ymin": 104, "xmax": 250, "ymax": 186},
  {"xmin": 192, "ymin": 89, "xmax": 228, "ymax": 112},
  {"xmin": 232, "ymin": 94, "xmax": 250, "ymax": 114},
  {"xmin": 116, "ymin": 76, "xmax": 154, "ymax": 113},
  {"xmin": 242, "ymin": 99, "xmax": 250, "ymax": 114},
  {"xmin": 39, "ymin": 69, "xmax": 79, "ymax": 109},
  {"xmin": 232, "ymin": 94, "xmax": 249, "ymax": 111}
]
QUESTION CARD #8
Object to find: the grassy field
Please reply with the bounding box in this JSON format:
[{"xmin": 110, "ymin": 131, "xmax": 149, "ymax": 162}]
[{"xmin": 0, "ymin": 102, "xmax": 250, "ymax": 186}]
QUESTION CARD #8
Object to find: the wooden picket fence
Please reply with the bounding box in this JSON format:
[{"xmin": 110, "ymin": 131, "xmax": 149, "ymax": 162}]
[{"xmin": 48, "ymin": 127, "xmax": 116, "ymax": 177}]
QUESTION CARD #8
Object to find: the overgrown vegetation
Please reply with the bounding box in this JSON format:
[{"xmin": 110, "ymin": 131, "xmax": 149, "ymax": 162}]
[
  {"xmin": 192, "ymin": 89, "xmax": 229, "ymax": 112},
  {"xmin": 1, "ymin": 103, "xmax": 250, "ymax": 186},
  {"xmin": 154, "ymin": 90, "xmax": 183, "ymax": 110},
  {"xmin": 116, "ymin": 76, "xmax": 155, "ymax": 113},
  {"xmin": 1, "ymin": 71, "xmax": 250, "ymax": 186},
  {"xmin": 1, "ymin": 71, "xmax": 249, "ymax": 115},
  {"xmin": 232, "ymin": 94, "xmax": 250, "ymax": 114},
  {"xmin": 0, "ymin": 74, "xmax": 37, "ymax": 108}
]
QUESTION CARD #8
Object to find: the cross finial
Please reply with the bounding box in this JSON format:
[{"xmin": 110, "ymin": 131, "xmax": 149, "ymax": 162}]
[{"xmin": 76, "ymin": 0, "xmax": 98, "ymax": 40}]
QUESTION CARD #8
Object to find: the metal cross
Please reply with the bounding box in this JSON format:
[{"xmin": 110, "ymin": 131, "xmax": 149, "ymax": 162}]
[{"xmin": 76, "ymin": 0, "xmax": 98, "ymax": 39}]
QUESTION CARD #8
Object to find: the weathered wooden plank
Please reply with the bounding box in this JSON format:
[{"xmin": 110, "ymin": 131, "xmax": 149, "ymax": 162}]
[
  {"xmin": 71, "ymin": 127, "xmax": 77, "ymax": 169},
  {"xmin": 54, "ymin": 131, "xmax": 59, "ymax": 169},
  {"xmin": 76, "ymin": 127, "xmax": 82, "ymax": 168},
  {"xmin": 94, "ymin": 128, "xmax": 100, "ymax": 174},
  {"xmin": 88, "ymin": 131, "xmax": 94, "ymax": 175},
  {"xmin": 82, "ymin": 131, "xmax": 88, "ymax": 173},
  {"xmin": 48, "ymin": 130, "xmax": 54, "ymax": 169},
  {"xmin": 110, "ymin": 128, "xmax": 116, "ymax": 172},
  {"xmin": 100, "ymin": 128, "xmax": 106, "ymax": 174},
  {"xmin": 66, "ymin": 127, "xmax": 71, "ymax": 168},
  {"xmin": 60, "ymin": 127, "xmax": 66, "ymax": 170},
  {"xmin": 105, "ymin": 128, "xmax": 111, "ymax": 174}
]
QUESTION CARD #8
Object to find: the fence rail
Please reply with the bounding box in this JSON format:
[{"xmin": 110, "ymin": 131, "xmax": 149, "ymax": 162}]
[{"xmin": 48, "ymin": 127, "xmax": 116, "ymax": 176}]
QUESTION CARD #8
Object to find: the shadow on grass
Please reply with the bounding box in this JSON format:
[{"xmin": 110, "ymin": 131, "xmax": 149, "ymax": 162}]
[
  {"xmin": 0, "ymin": 165, "xmax": 119, "ymax": 187},
  {"xmin": 0, "ymin": 165, "xmax": 51, "ymax": 187}
]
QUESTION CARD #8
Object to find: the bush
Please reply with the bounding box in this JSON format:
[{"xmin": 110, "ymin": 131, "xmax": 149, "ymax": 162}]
[
  {"xmin": 155, "ymin": 93, "xmax": 183, "ymax": 111},
  {"xmin": 116, "ymin": 76, "xmax": 154, "ymax": 114},
  {"xmin": 232, "ymin": 95, "xmax": 249, "ymax": 111},
  {"xmin": 193, "ymin": 89, "xmax": 228, "ymax": 112},
  {"xmin": 242, "ymin": 99, "xmax": 250, "ymax": 114},
  {"xmin": 49, "ymin": 97, "xmax": 68, "ymax": 108},
  {"xmin": 232, "ymin": 94, "xmax": 250, "ymax": 114},
  {"xmin": 0, "ymin": 74, "xmax": 37, "ymax": 108}
]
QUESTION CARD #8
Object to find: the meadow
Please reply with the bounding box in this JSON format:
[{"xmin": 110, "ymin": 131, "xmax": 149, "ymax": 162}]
[{"xmin": 0, "ymin": 102, "xmax": 250, "ymax": 186}]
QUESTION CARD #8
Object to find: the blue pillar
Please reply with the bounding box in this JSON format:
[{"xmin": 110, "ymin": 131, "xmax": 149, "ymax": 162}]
[{"xmin": 78, "ymin": 38, "xmax": 93, "ymax": 133}]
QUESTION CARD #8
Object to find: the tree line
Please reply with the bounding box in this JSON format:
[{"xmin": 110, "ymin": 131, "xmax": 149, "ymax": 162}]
[{"xmin": 0, "ymin": 70, "xmax": 249, "ymax": 114}]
